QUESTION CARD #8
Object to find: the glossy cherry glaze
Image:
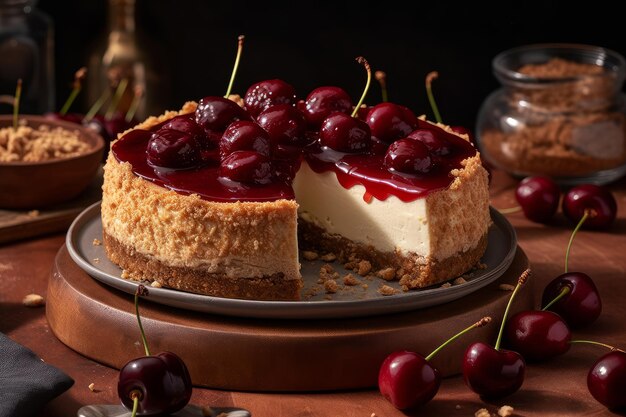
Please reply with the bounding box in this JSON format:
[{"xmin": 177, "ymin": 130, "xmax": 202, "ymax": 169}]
[
  {"xmin": 541, "ymin": 272, "xmax": 602, "ymax": 328},
  {"xmin": 304, "ymin": 86, "xmax": 353, "ymax": 128},
  {"xmin": 244, "ymin": 79, "xmax": 296, "ymax": 117},
  {"xmin": 562, "ymin": 184, "xmax": 617, "ymax": 229},
  {"xmin": 407, "ymin": 129, "xmax": 452, "ymax": 156},
  {"xmin": 515, "ymin": 176, "xmax": 561, "ymax": 223},
  {"xmin": 113, "ymin": 107, "xmax": 476, "ymax": 203},
  {"xmin": 319, "ymin": 112, "xmax": 371, "ymax": 152},
  {"xmin": 384, "ymin": 139, "xmax": 433, "ymax": 175},
  {"xmin": 463, "ymin": 342, "xmax": 525, "ymax": 398},
  {"xmin": 378, "ymin": 351, "xmax": 440, "ymax": 410},
  {"xmin": 504, "ymin": 310, "xmax": 571, "ymax": 361},
  {"xmin": 587, "ymin": 350, "xmax": 626, "ymax": 410},
  {"xmin": 118, "ymin": 351, "xmax": 192, "ymax": 416},
  {"xmin": 366, "ymin": 102, "xmax": 418, "ymax": 143}
]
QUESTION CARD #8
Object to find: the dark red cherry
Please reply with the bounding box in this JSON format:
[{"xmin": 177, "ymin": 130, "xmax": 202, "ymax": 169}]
[
  {"xmin": 304, "ymin": 86, "xmax": 353, "ymax": 128},
  {"xmin": 384, "ymin": 139, "xmax": 433, "ymax": 175},
  {"xmin": 319, "ymin": 112, "xmax": 371, "ymax": 153},
  {"xmin": 504, "ymin": 310, "xmax": 571, "ymax": 361},
  {"xmin": 244, "ymin": 79, "xmax": 296, "ymax": 118},
  {"xmin": 356, "ymin": 105, "xmax": 371, "ymax": 121},
  {"xmin": 463, "ymin": 342, "xmax": 525, "ymax": 399},
  {"xmin": 378, "ymin": 351, "xmax": 440, "ymax": 410},
  {"xmin": 587, "ymin": 350, "xmax": 626, "ymax": 410},
  {"xmin": 407, "ymin": 128, "xmax": 451, "ymax": 156},
  {"xmin": 450, "ymin": 125, "xmax": 476, "ymax": 145},
  {"xmin": 366, "ymin": 102, "xmax": 418, "ymax": 144},
  {"xmin": 194, "ymin": 96, "xmax": 250, "ymax": 135},
  {"xmin": 541, "ymin": 272, "xmax": 601, "ymax": 329},
  {"xmin": 257, "ymin": 104, "xmax": 308, "ymax": 147},
  {"xmin": 370, "ymin": 136, "xmax": 390, "ymax": 155},
  {"xmin": 220, "ymin": 120, "xmax": 271, "ymax": 159},
  {"xmin": 515, "ymin": 176, "xmax": 561, "ymax": 223},
  {"xmin": 146, "ymin": 128, "xmax": 202, "ymax": 169},
  {"xmin": 118, "ymin": 351, "xmax": 192, "ymax": 416},
  {"xmin": 220, "ymin": 150, "xmax": 272, "ymax": 184},
  {"xmin": 562, "ymin": 184, "xmax": 617, "ymax": 229}
]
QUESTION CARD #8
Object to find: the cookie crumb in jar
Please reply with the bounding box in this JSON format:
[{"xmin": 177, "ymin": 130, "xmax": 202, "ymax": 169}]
[{"xmin": 477, "ymin": 45, "xmax": 626, "ymax": 182}]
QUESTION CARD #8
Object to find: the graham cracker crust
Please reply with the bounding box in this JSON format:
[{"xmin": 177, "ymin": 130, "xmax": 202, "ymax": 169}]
[
  {"xmin": 102, "ymin": 230, "xmax": 302, "ymax": 301},
  {"xmin": 298, "ymin": 219, "xmax": 488, "ymax": 289}
]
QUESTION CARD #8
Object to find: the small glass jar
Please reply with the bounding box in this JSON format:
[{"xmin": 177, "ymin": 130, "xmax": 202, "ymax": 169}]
[{"xmin": 475, "ymin": 43, "xmax": 626, "ymax": 185}]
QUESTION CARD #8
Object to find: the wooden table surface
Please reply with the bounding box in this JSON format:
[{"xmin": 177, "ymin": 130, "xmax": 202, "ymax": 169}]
[{"xmin": 1, "ymin": 169, "xmax": 625, "ymax": 417}]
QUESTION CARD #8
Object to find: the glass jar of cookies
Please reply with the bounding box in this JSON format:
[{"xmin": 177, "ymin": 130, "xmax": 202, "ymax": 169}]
[{"xmin": 475, "ymin": 43, "xmax": 626, "ymax": 185}]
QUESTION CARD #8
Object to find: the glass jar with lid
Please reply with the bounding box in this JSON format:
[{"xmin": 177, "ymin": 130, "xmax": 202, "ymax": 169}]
[{"xmin": 475, "ymin": 43, "xmax": 626, "ymax": 185}]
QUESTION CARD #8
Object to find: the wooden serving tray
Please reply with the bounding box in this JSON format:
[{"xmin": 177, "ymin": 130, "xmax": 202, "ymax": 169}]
[{"xmin": 46, "ymin": 244, "xmax": 532, "ymax": 392}]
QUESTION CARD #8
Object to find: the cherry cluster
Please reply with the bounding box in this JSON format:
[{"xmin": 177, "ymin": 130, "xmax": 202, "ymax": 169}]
[{"xmin": 139, "ymin": 36, "xmax": 470, "ymax": 187}]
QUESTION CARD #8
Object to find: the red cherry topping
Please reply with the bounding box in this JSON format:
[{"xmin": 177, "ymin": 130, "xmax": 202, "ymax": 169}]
[
  {"xmin": 407, "ymin": 128, "xmax": 452, "ymax": 156},
  {"xmin": 220, "ymin": 120, "xmax": 271, "ymax": 159},
  {"xmin": 220, "ymin": 150, "xmax": 272, "ymax": 184},
  {"xmin": 256, "ymin": 104, "xmax": 308, "ymax": 147},
  {"xmin": 366, "ymin": 102, "xmax": 418, "ymax": 143},
  {"xmin": 146, "ymin": 128, "xmax": 202, "ymax": 169},
  {"xmin": 384, "ymin": 139, "xmax": 433, "ymax": 175},
  {"xmin": 244, "ymin": 79, "xmax": 296, "ymax": 118},
  {"xmin": 304, "ymin": 86, "xmax": 353, "ymax": 128},
  {"xmin": 194, "ymin": 96, "xmax": 250, "ymax": 135},
  {"xmin": 319, "ymin": 113, "xmax": 371, "ymax": 152}
]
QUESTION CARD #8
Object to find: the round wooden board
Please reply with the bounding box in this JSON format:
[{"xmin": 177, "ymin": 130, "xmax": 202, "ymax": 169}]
[{"xmin": 46, "ymin": 244, "xmax": 533, "ymax": 392}]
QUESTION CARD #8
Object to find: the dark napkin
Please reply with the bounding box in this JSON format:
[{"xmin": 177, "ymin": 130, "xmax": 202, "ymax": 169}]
[{"xmin": 0, "ymin": 332, "xmax": 74, "ymax": 417}]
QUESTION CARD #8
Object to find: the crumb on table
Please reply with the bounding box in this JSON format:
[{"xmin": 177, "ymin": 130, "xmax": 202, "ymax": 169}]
[
  {"xmin": 22, "ymin": 293, "xmax": 45, "ymax": 307},
  {"xmin": 498, "ymin": 405, "xmax": 514, "ymax": 417}
]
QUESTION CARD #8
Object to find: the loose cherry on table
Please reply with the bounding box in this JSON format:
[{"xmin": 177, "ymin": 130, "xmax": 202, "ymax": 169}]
[
  {"xmin": 378, "ymin": 317, "xmax": 491, "ymax": 410},
  {"xmin": 504, "ymin": 309, "xmax": 571, "ymax": 362},
  {"xmin": 318, "ymin": 56, "xmax": 372, "ymax": 153},
  {"xmin": 587, "ymin": 348, "xmax": 626, "ymax": 410},
  {"xmin": 462, "ymin": 269, "xmax": 530, "ymax": 399},
  {"xmin": 514, "ymin": 175, "xmax": 561, "ymax": 223},
  {"xmin": 562, "ymin": 184, "xmax": 618, "ymax": 230},
  {"xmin": 118, "ymin": 285, "xmax": 192, "ymax": 416}
]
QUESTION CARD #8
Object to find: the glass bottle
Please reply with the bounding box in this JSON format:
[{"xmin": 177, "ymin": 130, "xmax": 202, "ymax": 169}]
[
  {"xmin": 86, "ymin": 0, "xmax": 164, "ymax": 122},
  {"xmin": 0, "ymin": 0, "xmax": 54, "ymax": 114},
  {"xmin": 475, "ymin": 43, "xmax": 626, "ymax": 185}
]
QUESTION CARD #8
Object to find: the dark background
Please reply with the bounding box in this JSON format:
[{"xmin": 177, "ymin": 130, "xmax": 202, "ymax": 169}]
[{"xmin": 36, "ymin": 0, "xmax": 626, "ymax": 133}]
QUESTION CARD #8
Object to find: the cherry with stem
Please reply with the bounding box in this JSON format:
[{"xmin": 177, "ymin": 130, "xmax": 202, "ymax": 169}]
[
  {"xmin": 225, "ymin": 35, "xmax": 245, "ymax": 98},
  {"xmin": 425, "ymin": 71, "xmax": 443, "ymax": 124},
  {"xmin": 462, "ymin": 269, "xmax": 530, "ymax": 398},
  {"xmin": 117, "ymin": 285, "xmax": 192, "ymax": 416},
  {"xmin": 59, "ymin": 67, "xmax": 87, "ymax": 116},
  {"xmin": 378, "ymin": 316, "xmax": 492, "ymax": 410}
]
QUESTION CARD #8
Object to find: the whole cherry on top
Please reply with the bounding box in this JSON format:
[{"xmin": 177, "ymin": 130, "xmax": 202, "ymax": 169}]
[
  {"xmin": 318, "ymin": 56, "xmax": 372, "ymax": 153},
  {"xmin": 378, "ymin": 316, "xmax": 491, "ymax": 410},
  {"xmin": 118, "ymin": 285, "xmax": 192, "ymax": 416}
]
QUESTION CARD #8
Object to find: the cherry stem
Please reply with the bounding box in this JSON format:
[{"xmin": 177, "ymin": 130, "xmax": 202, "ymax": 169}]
[
  {"xmin": 225, "ymin": 35, "xmax": 245, "ymax": 98},
  {"xmin": 134, "ymin": 285, "xmax": 151, "ymax": 357},
  {"xmin": 59, "ymin": 67, "xmax": 87, "ymax": 115},
  {"xmin": 125, "ymin": 86, "xmax": 143, "ymax": 122},
  {"xmin": 425, "ymin": 316, "xmax": 491, "ymax": 361},
  {"xmin": 569, "ymin": 340, "xmax": 625, "ymax": 353},
  {"xmin": 565, "ymin": 209, "xmax": 590, "ymax": 273},
  {"xmin": 83, "ymin": 88, "xmax": 111, "ymax": 122},
  {"xmin": 495, "ymin": 268, "xmax": 531, "ymax": 351},
  {"xmin": 375, "ymin": 70, "xmax": 388, "ymax": 102},
  {"xmin": 542, "ymin": 285, "xmax": 571, "ymax": 311},
  {"xmin": 425, "ymin": 71, "xmax": 443, "ymax": 124},
  {"xmin": 497, "ymin": 206, "xmax": 521, "ymax": 215},
  {"xmin": 13, "ymin": 78, "xmax": 22, "ymax": 131},
  {"xmin": 351, "ymin": 56, "xmax": 371, "ymax": 118},
  {"xmin": 105, "ymin": 78, "xmax": 129, "ymax": 120},
  {"xmin": 130, "ymin": 390, "xmax": 141, "ymax": 417}
]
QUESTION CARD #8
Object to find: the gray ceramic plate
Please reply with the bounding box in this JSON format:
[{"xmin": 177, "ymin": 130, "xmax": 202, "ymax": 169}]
[{"xmin": 66, "ymin": 201, "xmax": 517, "ymax": 320}]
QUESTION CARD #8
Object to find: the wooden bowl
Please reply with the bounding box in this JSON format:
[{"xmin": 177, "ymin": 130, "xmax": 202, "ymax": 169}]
[{"xmin": 0, "ymin": 115, "xmax": 105, "ymax": 209}]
